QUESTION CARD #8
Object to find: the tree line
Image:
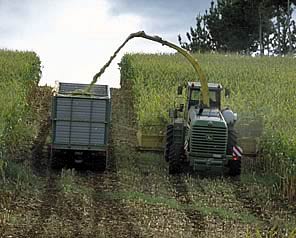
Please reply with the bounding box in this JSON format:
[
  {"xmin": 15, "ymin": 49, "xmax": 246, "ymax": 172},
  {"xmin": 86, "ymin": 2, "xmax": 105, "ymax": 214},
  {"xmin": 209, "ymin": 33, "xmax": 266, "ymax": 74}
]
[{"xmin": 178, "ymin": 0, "xmax": 296, "ymax": 55}]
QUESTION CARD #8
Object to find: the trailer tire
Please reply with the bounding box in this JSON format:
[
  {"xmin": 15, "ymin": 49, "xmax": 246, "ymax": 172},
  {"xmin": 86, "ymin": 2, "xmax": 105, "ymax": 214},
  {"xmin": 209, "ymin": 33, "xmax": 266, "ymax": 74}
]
[
  {"xmin": 93, "ymin": 158, "xmax": 106, "ymax": 172},
  {"xmin": 50, "ymin": 151, "xmax": 64, "ymax": 170}
]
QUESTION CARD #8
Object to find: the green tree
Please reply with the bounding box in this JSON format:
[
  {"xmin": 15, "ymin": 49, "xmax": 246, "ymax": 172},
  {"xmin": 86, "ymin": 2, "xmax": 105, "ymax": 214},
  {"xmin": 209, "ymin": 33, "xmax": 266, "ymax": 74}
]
[
  {"xmin": 272, "ymin": 1, "xmax": 296, "ymax": 54},
  {"xmin": 207, "ymin": 0, "xmax": 262, "ymax": 53},
  {"xmin": 179, "ymin": 0, "xmax": 296, "ymax": 55},
  {"xmin": 178, "ymin": 13, "xmax": 213, "ymax": 53},
  {"xmin": 179, "ymin": 0, "xmax": 263, "ymax": 53}
]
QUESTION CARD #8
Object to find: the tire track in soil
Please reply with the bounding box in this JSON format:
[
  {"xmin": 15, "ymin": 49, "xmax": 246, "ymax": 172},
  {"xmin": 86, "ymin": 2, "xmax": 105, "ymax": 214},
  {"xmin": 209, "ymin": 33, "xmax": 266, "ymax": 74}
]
[
  {"xmin": 110, "ymin": 86, "xmax": 147, "ymax": 189},
  {"xmin": 232, "ymin": 157, "xmax": 272, "ymax": 224},
  {"xmin": 169, "ymin": 175, "xmax": 205, "ymax": 237},
  {"xmin": 113, "ymin": 86, "xmax": 206, "ymax": 237},
  {"xmin": 31, "ymin": 117, "xmax": 51, "ymax": 174},
  {"xmin": 232, "ymin": 170, "xmax": 296, "ymax": 236},
  {"xmin": 90, "ymin": 88, "xmax": 141, "ymax": 237},
  {"xmin": 233, "ymin": 181, "xmax": 268, "ymax": 220},
  {"xmin": 231, "ymin": 180, "xmax": 284, "ymax": 236},
  {"xmin": 91, "ymin": 161, "xmax": 140, "ymax": 237},
  {"xmin": 232, "ymin": 178, "xmax": 294, "ymax": 229}
]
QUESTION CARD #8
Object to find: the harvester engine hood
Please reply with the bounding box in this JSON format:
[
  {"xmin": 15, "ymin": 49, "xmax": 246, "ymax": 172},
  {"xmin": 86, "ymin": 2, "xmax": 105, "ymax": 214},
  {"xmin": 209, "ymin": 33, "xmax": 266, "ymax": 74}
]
[
  {"xmin": 189, "ymin": 107, "xmax": 224, "ymax": 123},
  {"xmin": 187, "ymin": 107, "xmax": 228, "ymax": 173}
]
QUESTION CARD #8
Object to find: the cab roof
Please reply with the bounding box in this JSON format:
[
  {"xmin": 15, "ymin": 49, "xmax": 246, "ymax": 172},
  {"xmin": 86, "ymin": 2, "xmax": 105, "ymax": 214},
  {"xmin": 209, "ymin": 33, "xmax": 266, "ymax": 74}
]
[{"xmin": 188, "ymin": 82, "xmax": 222, "ymax": 90}]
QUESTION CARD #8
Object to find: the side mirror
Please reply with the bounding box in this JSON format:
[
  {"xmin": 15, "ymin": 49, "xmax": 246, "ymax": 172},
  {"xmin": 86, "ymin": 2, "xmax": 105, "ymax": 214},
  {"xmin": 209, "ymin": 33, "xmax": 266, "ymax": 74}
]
[
  {"xmin": 225, "ymin": 88, "xmax": 230, "ymax": 98},
  {"xmin": 179, "ymin": 104, "xmax": 184, "ymax": 112},
  {"xmin": 177, "ymin": 85, "xmax": 183, "ymax": 95},
  {"xmin": 169, "ymin": 108, "xmax": 177, "ymax": 118},
  {"xmin": 233, "ymin": 112, "xmax": 238, "ymax": 122}
]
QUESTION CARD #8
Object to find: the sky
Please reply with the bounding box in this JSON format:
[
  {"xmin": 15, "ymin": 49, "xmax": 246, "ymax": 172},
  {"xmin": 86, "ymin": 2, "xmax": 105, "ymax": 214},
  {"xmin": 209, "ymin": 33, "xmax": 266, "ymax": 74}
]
[
  {"xmin": 0, "ymin": 0, "xmax": 211, "ymax": 87},
  {"xmin": 0, "ymin": 1, "xmax": 295, "ymax": 87}
]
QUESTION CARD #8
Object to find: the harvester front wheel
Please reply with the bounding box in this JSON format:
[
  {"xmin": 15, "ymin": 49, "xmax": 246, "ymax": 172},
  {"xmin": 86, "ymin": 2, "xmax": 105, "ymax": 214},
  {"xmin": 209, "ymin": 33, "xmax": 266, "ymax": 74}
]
[
  {"xmin": 168, "ymin": 144, "xmax": 182, "ymax": 174},
  {"xmin": 164, "ymin": 124, "xmax": 174, "ymax": 162},
  {"xmin": 227, "ymin": 126, "xmax": 241, "ymax": 176},
  {"xmin": 227, "ymin": 126, "xmax": 238, "ymax": 152},
  {"xmin": 228, "ymin": 160, "xmax": 241, "ymax": 176}
]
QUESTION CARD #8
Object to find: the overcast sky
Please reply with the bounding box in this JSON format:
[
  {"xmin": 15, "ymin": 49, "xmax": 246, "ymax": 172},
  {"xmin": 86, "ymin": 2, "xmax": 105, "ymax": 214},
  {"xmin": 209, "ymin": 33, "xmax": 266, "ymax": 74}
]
[
  {"xmin": 1, "ymin": 1, "xmax": 294, "ymax": 87},
  {"xmin": 0, "ymin": 0, "xmax": 212, "ymax": 87}
]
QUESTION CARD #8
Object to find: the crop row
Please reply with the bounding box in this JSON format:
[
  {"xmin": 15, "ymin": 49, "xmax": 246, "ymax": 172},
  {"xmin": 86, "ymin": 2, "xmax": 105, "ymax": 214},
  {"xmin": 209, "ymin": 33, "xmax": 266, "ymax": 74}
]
[{"xmin": 0, "ymin": 50, "xmax": 41, "ymax": 162}]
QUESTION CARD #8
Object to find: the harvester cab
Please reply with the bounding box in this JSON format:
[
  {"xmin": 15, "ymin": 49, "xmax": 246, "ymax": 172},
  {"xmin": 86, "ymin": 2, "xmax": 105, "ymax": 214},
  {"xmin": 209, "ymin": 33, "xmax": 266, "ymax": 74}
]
[
  {"xmin": 186, "ymin": 82, "xmax": 222, "ymax": 110},
  {"xmin": 165, "ymin": 82, "xmax": 242, "ymax": 176}
]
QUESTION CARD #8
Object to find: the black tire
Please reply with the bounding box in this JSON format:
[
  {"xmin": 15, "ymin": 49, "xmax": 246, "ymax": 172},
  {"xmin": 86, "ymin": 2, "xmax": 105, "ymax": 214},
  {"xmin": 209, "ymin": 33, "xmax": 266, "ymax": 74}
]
[
  {"xmin": 227, "ymin": 125, "xmax": 238, "ymax": 152},
  {"xmin": 228, "ymin": 160, "xmax": 241, "ymax": 176},
  {"xmin": 164, "ymin": 124, "xmax": 174, "ymax": 162},
  {"xmin": 92, "ymin": 155, "xmax": 107, "ymax": 172},
  {"xmin": 164, "ymin": 124, "xmax": 182, "ymax": 174},
  {"xmin": 50, "ymin": 151, "xmax": 64, "ymax": 170},
  {"xmin": 227, "ymin": 125, "xmax": 241, "ymax": 176},
  {"xmin": 168, "ymin": 144, "xmax": 182, "ymax": 174}
]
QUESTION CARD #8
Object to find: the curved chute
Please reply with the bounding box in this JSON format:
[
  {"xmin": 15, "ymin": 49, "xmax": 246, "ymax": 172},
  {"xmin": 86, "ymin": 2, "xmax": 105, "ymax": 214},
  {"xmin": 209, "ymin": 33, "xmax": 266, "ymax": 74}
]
[{"xmin": 86, "ymin": 31, "xmax": 209, "ymax": 107}]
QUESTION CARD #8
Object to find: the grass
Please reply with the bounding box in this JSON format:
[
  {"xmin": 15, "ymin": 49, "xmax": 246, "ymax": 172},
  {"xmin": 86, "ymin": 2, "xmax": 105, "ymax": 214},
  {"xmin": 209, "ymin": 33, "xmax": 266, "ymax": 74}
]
[
  {"xmin": 0, "ymin": 160, "xmax": 43, "ymax": 237},
  {"xmin": 2, "ymin": 160, "xmax": 41, "ymax": 189}
]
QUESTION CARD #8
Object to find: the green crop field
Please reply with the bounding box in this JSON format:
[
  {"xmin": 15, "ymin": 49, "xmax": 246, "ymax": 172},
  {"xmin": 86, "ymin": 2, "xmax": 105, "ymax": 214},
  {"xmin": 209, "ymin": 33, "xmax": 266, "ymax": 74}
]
[
  {"xmin": 120, "ymin": 53, "xmax": 296, "ymax": 200},
  {"xmin": 0, "ymin": 48, "xmax": 296, "ymax": 237},
  {"xmin": 0, "ymin": 49, "xmax": 41, "ymax": 171}
]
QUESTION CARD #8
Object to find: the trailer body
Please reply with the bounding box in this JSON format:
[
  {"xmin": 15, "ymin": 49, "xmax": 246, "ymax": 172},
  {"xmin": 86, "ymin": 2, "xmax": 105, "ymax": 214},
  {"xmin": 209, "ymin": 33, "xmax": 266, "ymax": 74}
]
[{"xmin": 50, "ymin": 82, "xmax": 111, "ymax": 169}]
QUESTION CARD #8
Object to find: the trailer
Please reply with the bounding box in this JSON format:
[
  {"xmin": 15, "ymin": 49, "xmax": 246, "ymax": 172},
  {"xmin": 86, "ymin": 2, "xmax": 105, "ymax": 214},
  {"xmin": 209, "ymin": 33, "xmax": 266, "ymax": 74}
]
[{"xmin": 50, "ymin": 82, "xmax": 111, "ymax": 170}]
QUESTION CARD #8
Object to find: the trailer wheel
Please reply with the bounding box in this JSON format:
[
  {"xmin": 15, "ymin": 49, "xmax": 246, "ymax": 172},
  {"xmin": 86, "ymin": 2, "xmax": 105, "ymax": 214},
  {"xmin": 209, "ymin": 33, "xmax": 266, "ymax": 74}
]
[
  {"xmin": 164, "ymin": 124, "xmax": 174, "ymax": 162},
  {"xmin": 93, "ymin": 158, "xmax": 106, "ymax": 171}
]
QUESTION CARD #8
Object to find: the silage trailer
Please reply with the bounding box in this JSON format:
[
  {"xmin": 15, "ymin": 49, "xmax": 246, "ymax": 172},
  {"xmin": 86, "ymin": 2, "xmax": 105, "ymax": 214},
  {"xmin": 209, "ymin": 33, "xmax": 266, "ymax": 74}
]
[{"xmin": 50, "ymin": 82, "xmax": 111, "ymax": 170}]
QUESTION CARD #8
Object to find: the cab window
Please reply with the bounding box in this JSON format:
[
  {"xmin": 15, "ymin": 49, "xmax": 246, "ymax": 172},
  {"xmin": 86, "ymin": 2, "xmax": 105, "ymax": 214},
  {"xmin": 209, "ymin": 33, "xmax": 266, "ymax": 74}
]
[
  {"xmin": 189, "ymin": 89, "xmax": 220, "ymax": 108},
  {"xmin": 188, "ymin": 89, "xmax": 200, "ymax": 109},
  {"xmin": 209, "ymin": 90, "xmax": 221, "ymax": 108},
  {"xmin": 209, "ymin": 91, "xmax": 217, "ymax": 103},
  {"xmin": 191, "ymin": 89, "xmax": 200, "ymax": 101}
]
